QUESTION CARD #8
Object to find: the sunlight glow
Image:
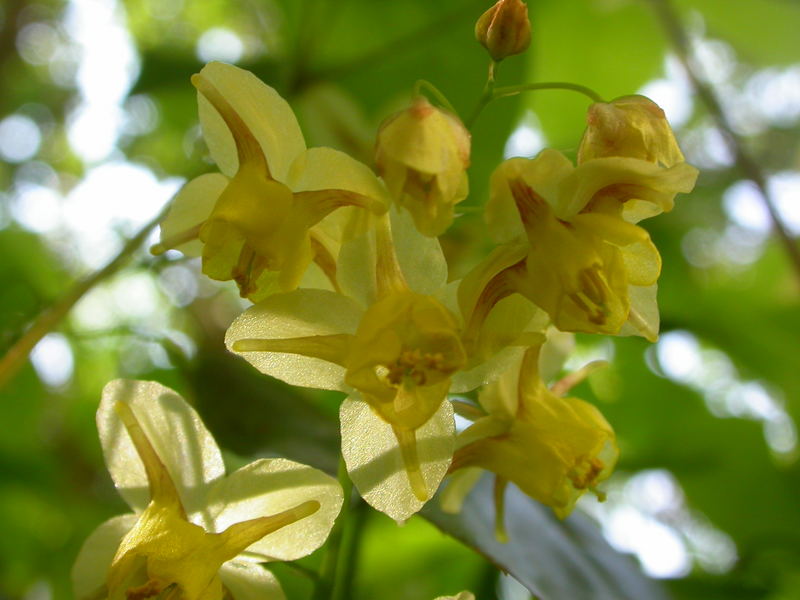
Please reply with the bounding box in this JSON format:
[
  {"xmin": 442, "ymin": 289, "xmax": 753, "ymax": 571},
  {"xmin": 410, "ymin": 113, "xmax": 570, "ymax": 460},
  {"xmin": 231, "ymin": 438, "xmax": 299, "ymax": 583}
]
[
  {"xmin": 30, "ymin": 333, "xmax": 75, "ymax": 388},
  {"xmin": 0, "ymin": 114, "xmax": 41, "ymax": 163},
  {"xmin": 197, "ymin": 27, "xmax": 244, "ymax": 63},
  {"xmin": 504, "ymin": 112, "xmax": 546, "ymax": 159}
]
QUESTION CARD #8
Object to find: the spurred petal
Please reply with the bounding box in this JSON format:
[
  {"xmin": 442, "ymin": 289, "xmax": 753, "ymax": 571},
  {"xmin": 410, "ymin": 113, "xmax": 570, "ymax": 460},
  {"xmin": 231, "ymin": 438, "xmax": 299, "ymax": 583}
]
[
  {"xmin": 156, "ymin": 173, "xmax": 228, "ymax": 257},
  {"xmin": 340, "ymin": 396, "xmax": 454, "ymax": 522},
  {"xmin": 98, "ymin": 380, "xmax": 225, "ymax": 528},
  {"xmin": 218, "ymin": 561, "xmax": 286, "ymax": 600},
  {"xmin": 209, "ymin": 458, "xmax": 343, "ymax": 562},
  {"xmin": 286, "ymin": 147, "xmax": 389, "ymax": 210},
  {"xmin": 439, "ymin": 467, "xmax": 483, "ymax": 514},
  {"xmin": 196, "ymin": 62, "xmax": 305, "ymax": 182},
  {"xmin": 71, "ymin": 514, "xmax": 138, "ymax": 600},
  {"xmin": 226, "ymin": 289, "xmax": 363, "ymax": 391},
  {"xmin": 557, "ymin": 157, "xmax": 698, "ymax": 219},
  {"xmin": 485, "ymin": 151, "xmax": 573, "ymax": 243}
]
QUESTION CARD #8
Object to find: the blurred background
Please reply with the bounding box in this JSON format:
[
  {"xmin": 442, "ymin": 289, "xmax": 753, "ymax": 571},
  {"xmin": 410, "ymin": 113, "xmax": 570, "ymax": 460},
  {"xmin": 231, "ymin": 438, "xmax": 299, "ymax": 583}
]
[{"xmin": 1, "ymin": 0, "xmax": 799, "ymax": 598}]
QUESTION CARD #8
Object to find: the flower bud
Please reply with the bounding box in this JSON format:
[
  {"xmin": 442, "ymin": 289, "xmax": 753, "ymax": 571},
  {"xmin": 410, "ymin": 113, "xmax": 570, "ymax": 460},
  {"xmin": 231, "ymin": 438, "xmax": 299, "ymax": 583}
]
[
  {"xmin": 475, "ymin": 0, "xmax": 531, "ymax": 62},
  {"xmin": 578, "ymin": 95, "xmax": 685, "ymax": 167},
  {"xmin": 375, "ymin": 96, "xmax": 471, "ymax": 236}
]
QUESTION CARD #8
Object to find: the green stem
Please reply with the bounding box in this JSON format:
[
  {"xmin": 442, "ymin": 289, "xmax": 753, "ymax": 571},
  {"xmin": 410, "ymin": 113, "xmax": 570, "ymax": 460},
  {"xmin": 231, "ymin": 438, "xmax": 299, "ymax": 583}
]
[
  {"xmin": 467, "ymin": 60, "xmax": 498, "ymax": 128},
  {"xmin": 412, "ymin": 79, "xmax": 458, "ymax": 115},
  {"xmin": 311, "ymin": 456, "xmax": 353, "ymax": 600},
  {"xmin": 492, "ymin": 81, "xmax": 604, "ymax": 103},
  {"xmin": 0, "ymin": 204, "xmax": 169, "ymax": 393},
  {"xmin": 468, "ymin": 79, "xmax": 604, "ymax": 128},
  {"xmin": 331, "ymin": 495, "xmax": 368, "ymax": 600}
]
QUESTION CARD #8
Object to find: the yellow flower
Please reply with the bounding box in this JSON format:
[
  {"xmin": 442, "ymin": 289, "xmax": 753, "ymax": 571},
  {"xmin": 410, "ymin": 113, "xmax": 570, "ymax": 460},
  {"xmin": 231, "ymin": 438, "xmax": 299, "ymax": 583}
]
[
  {"xmin": 72, "ymin": 380, "xmax": 342, "ymax": 600},
  {"xmin": 578, "ymin": 95, "xmax": 685, "ymax": 168},
  {"xmin": 460, "ymin": 149, "xmax": 696, "ymax": 340},
  {"xmin": 375, "ymin": 96, "xmax": 471, "ymax": 236},
  {"xmin": 153, "ymin": 62, "xmax": 389, "ymax": 301},
  {"xmin": 445, "ymin": 344, "xmax": 617, "ymax": 538},
  {"xmin": 224, "ymin": 207, "xmax": 534, "ymax": 521}
]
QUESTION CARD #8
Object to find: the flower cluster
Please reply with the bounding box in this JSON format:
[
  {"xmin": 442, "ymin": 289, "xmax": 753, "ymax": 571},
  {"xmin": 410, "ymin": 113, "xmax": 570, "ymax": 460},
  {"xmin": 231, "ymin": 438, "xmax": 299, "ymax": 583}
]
[
  {"xmin": 75, "ymin": 11, "xmax": 697, "ymax": 595},
  {"xmin": 150, "ymin": 61, "xmax": 696, "ymax": 527}
]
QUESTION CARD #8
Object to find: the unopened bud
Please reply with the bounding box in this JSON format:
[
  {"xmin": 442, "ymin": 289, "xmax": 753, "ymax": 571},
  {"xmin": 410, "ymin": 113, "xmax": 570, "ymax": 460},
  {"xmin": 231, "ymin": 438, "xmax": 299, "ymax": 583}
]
[
  {"xmin": 578, "ymin": 95, "xmax": 684, "ymax": 167},
  {"xmin": 375, "ymin": 97, "xmax": 471, "ymax": 236},
  {"xmin": 475, "ymin": 0, "xmax": 531, "ymax": 62}
]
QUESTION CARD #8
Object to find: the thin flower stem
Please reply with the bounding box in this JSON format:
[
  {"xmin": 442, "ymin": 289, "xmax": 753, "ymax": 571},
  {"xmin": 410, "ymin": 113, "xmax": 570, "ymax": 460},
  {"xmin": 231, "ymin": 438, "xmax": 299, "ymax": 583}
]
[
  {"xmin": 331, "ymin": 495, "xmax": 369, "ymax": 600},
  {"xmin": 467, "ymin": 60, "xmax": 498, "ymax": 128},
  {"xmin": 468, "ymin": 76, "xmax": 604, "ymax": 128},
  {"xmin": 0, "ymin": 205, "xmax": 170, "ymax": 393},
  {"xmin": 492, "ymin": 81, "xmax": 604, "ymax": 103},
  {"xmin": 311, "ymin": 456, "xmax": 353, "ymax": 600},
  {"xmin": 646, "ymin": 0, "xmax": 800, "ymax": 286},
  {"xmin": 412, "ymin": 79, "xmax": 458, "ymax": 115}
]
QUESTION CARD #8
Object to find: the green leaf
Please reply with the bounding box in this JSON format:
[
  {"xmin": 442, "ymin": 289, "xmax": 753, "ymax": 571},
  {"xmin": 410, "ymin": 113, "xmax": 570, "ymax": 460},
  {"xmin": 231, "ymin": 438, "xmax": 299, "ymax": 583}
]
[{"xmin": 422, "ymin": 477, "xmax": 668, "ymax": 600}]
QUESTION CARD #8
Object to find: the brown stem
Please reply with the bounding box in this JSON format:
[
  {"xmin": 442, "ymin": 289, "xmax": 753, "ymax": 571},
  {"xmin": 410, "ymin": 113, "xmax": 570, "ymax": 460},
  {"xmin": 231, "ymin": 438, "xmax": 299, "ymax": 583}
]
[
  {"xmin": 0, "ymin": 206, "xmax": 169, "ymax": 392},
  {"xmin": 646, "ymin": 0, "xmax": 800, "ymax": 285}
]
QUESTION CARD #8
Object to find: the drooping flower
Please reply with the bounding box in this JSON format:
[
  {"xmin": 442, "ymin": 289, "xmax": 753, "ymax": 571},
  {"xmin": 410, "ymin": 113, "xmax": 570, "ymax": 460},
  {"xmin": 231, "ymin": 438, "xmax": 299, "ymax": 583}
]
[
  {"xmin": 444, "ymin": 344, "xmax": 617, "ymax": 539},
  {"xmin": 578, "ymin": 95, "xmax": 685, "ymax": 168},
  {"xmin": 225, "ymin": 207, "xmax": 535, "ymax": 521},
  {"xmin": 153, "ymin": 61, "xmax": 389, "ymax": 301},
  {"xmin": 460, "ymin": 148, "xmax": 696, "ymax": 340},
  {"xmin": 72, "ymin": 380, "xmax": 342, "ymax": 600},
  {"xmin": 375, "ymin": 96, "xmax": 471, "ymax": 237}
]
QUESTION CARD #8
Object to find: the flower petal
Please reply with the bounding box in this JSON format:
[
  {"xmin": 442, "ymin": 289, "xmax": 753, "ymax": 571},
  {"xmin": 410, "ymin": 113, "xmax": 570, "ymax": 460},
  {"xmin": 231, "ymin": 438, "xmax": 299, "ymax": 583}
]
[
  {"xmin": 98, "ymin": 380, "xmax": 225, "ymax": 527},
  {"xmin": 197, "ymin": 62, "xmax": 305, "ymax": 182},
  {"xmin": 621, "ymin": 237, "xmax": 662, "ymax": 287},
  {"xmin": 286, "ymin": 147, "xmax": 389, "ymax": 209},
  {"xmin": 210, "ymin": 458, "xmax": 343, "ymax": 562},
  {"xmin": 225, "ymin": 289, "xmax": 363, "ymax": 391},
  {"xmin": 219, "ymin": 561, "xmax": 286, "ymax": 600},
  {"xmin": 340, "ymin": 396, "xmax": 454, "ymax": 522},
  {"xmin": 619, "ymin": 283, "xmax": 660, "ymax": 342},
  {"xmin": 158, "ymin": 173, "xmax": 228, "ymax": 257},
  {"xmin": 391, "ymin": 204, "xmax": 448, "ymax": 295},
  {"xmin": 439, "ymin": 467, "xmax": 483, "ymax": 514},
  {"xmin": 71, "ymin": 514, "xmax": 138, "ymax": 600}
]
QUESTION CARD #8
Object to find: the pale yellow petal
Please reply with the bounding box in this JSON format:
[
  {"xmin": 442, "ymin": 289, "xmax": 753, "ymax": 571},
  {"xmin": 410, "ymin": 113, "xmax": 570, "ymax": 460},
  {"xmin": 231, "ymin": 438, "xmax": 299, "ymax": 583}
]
[
  {"xmin": 391, "ymin": 204, "xmax": 448, "ymax": 295},
  {"xmin": 225, "ymin": 289, "xmax": 363, "ymax": 391},
  {"xmin": 336, "ymin": 223, "xmax": 379, "ymax": 308},
  {"xmin": 622, "ymin": 237, "xmax": 662, "ymax": 286},
  {"xmin": 619, "ymin": 284, "xmax": 660, "ymax": 342},
  {"xmin": 340, "ymin": 396, "xmax": 454, "ymax": 523},
  {"xmin": 158, "ymin": 173, "xmax": 228, "ymax": 257},
  {"xmin": 210, "ymin": 458, "xmax": 343, "ymax": 562},
  {"xmin": 98, "ymin": 380, "xmax": 225, "ymax": 528},
  {"xmin": 286, "ymin": 147, "xmax": 390, "ymax": 209},
  {"xmin": 71, "ymin": 514, "xmax": 137, "ymax": 600},
  {"xmin": 219, "ymin": 561, "xmax": 286, "ymax": 600},
  {"xmin": 197, "ymin": 62, "xmax": 305, "ymax": 182},
  {"xmin": 539, "ymin": 328, "xmax": 575, "ymax": 383}
]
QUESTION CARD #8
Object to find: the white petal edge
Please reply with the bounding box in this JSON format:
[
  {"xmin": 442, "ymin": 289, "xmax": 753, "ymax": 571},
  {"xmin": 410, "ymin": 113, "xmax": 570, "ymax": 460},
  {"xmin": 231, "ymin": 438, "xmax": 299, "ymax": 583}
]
[
  {"xmin": 225, "ymin": 289, "xmax": 363, "ymax": 391},
  {"xmin": 219, "ymin": 560, "xmax": 286, "ymax": 600},
  {"xmin": 72, "ymin": 514, "xmax": 138, "ymax": 600},
  {"xmin": 210, "ymin": 458, "xmax": 343, "ymax": 562},
  {"xmin": 340, "ymin": 396, "xmax": 454, "ymax": 523},
  {"xmin": 98, "ymin": 380, "xmax": 225, "ymax": 528}
]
